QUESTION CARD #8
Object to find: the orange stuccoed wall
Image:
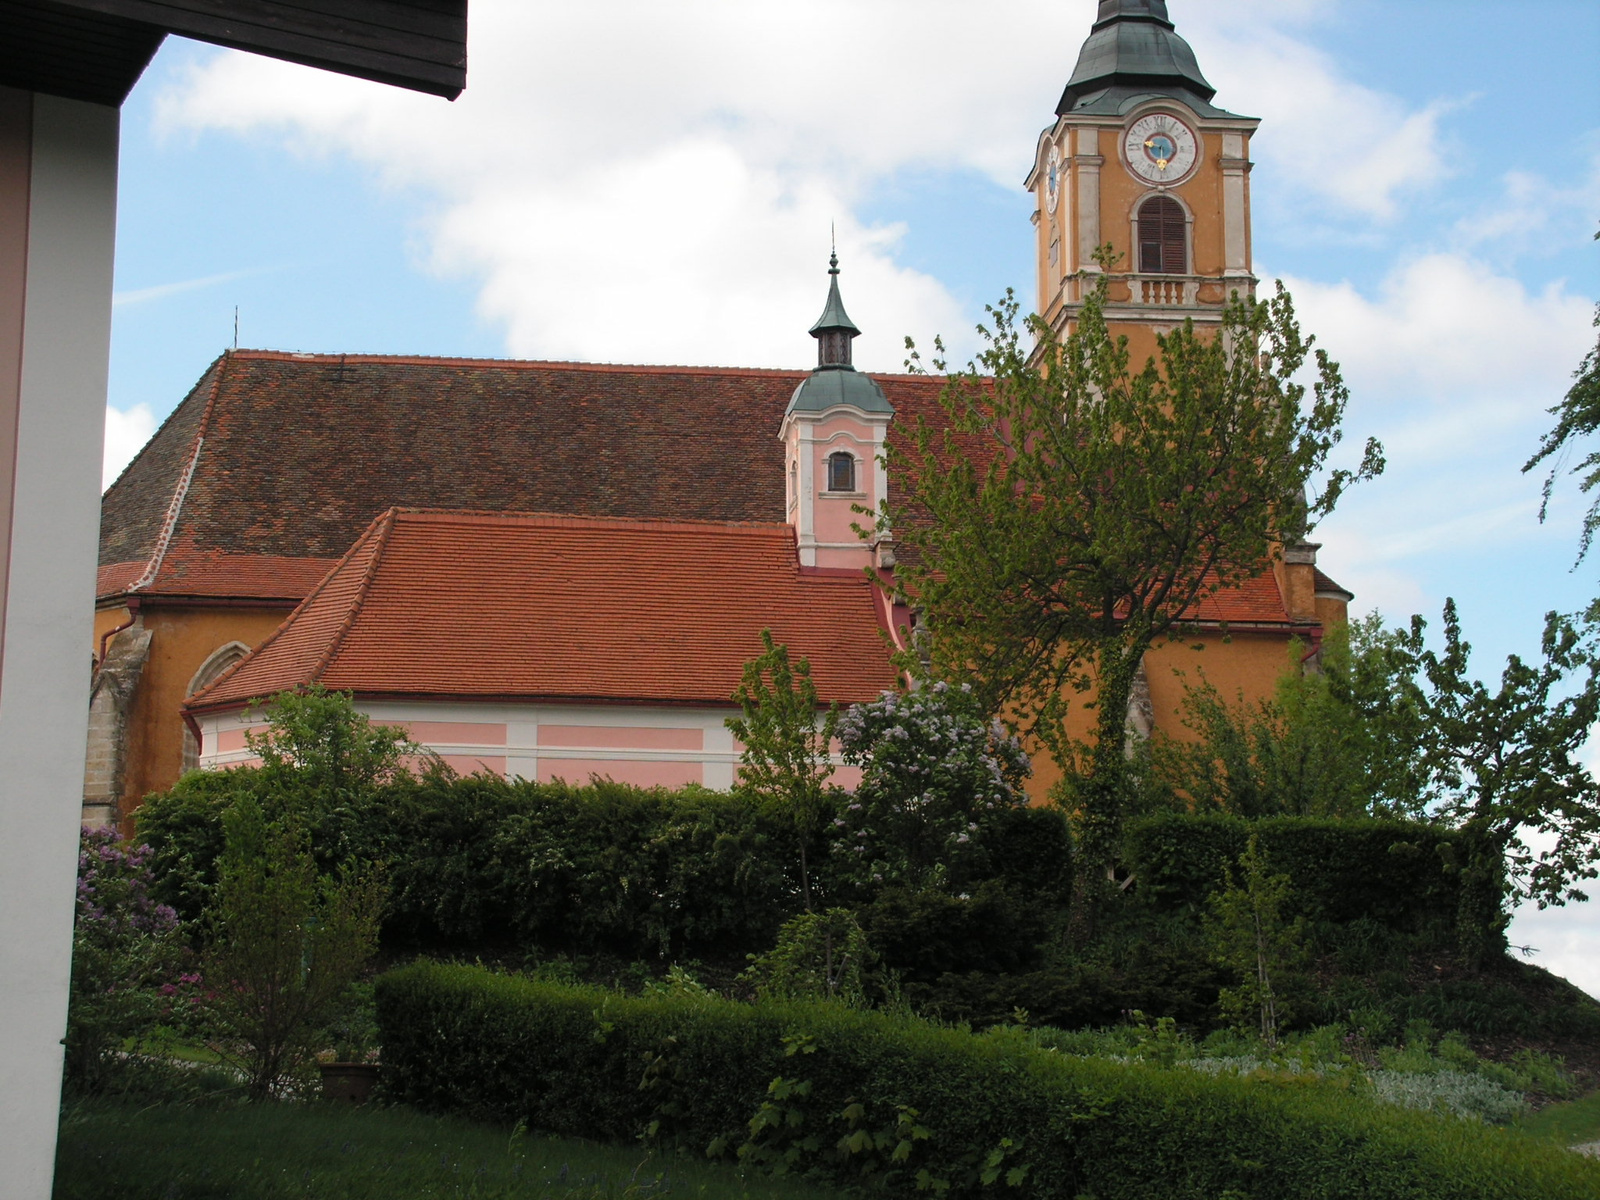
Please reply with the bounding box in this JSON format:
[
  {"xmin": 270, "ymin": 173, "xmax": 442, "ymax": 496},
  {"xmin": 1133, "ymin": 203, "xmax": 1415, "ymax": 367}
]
[{"xmin": 94, "ymin": 602, "xmax": 291, "ymax": 827}]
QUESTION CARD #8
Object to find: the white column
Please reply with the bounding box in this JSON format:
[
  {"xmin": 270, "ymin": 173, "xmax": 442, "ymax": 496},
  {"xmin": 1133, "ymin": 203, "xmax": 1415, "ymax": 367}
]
[
  {"xmin": 1073, "ymin": 126, "xmax": 1103, "ymax": 273},
  {"xmin": 0, "ymin": 93, "xmax": 119, "ymax": 1200},
  {"xmin": 1220, "ymin": 132, "xmax": 1252, "ymax": 283}
]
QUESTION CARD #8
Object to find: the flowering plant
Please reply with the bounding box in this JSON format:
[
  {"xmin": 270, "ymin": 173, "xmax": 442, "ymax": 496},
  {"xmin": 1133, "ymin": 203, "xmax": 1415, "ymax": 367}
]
[
  {"xmin": 833, "ymin": 682, "xmax": 1031, "ymax": 890},
  {"xmin": 65, "ymin": 826, "xmax": 196, "ymax": 1092}
]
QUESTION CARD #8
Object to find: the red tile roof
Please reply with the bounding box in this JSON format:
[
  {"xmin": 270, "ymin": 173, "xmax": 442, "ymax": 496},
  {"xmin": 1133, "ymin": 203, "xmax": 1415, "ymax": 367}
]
[
  {"xmin": 103, "ymin": 349, "xmax": 1309, "ymax": 629},
  {"xmin": 185, "ymin": 509, "xmax": 901, "ymax": 712},
  {"xmin": 100, "ymin": 349, "xmax": 949, "ymax": 602}
]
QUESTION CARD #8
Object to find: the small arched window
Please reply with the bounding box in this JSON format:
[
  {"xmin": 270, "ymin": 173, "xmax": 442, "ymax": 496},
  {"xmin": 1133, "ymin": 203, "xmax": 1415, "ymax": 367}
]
[
  {"xmin": 827, "ymin": 451, "xmax": 856, "ymax": 493},
  {"xmin": 1137, "ymin": 195, "xmax": 1187, "ymax": 274},
  {"xmin": 181, "ymin": 641, "xmax": 251, "ymax": 772}
]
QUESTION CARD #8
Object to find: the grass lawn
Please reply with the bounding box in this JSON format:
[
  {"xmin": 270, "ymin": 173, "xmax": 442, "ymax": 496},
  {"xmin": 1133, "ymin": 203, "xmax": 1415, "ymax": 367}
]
[
  {"xmin": 54, "ymin": 1099, "xmax": 845, "ymax": 1199},
  {"xmin": 1517, "ymin": 1091, "xmax": 1600, "ymax": 1149}
]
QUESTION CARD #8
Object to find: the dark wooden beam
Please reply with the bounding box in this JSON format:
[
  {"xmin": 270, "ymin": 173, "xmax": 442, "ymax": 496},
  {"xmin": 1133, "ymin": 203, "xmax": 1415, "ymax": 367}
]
[{"xmin": 43, "ymin": 0, "xmax": 467, "ymax": 99}]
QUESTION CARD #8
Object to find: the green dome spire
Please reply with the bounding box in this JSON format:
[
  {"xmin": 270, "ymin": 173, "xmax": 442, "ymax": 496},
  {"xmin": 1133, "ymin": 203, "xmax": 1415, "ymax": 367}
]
[
  {"xmin": 787, "ymin": 251, "xmax": 891, "ymax": 417},
  {"xmin": 1057, "ymin": 0, "xmax": 1222, "ymax": 117}
]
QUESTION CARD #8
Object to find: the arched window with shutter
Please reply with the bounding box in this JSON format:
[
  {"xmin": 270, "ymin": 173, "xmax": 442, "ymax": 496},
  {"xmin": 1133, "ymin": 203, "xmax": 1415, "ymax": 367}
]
[{"xmin": 1137, "ymin": 195, "xmax": 1187, "ymax": 275}]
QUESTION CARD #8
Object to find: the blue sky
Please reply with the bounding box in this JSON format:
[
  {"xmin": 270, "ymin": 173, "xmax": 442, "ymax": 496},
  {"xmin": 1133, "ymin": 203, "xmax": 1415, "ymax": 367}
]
[{"xmin": 105, "ymin": 1, "xmax": 1599, "ymax": 986}]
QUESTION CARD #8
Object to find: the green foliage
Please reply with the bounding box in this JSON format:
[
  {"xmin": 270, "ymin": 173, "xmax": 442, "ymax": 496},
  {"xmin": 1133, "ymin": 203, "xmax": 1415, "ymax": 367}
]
[
  {"xmin": 727, "ymin": 630, "xmax": 841, "ymax": 911},
  {"xmin": 1152, "ymin": 600, "xmax": 1600, "ymax": 960},
  {"xmin": 887, "ymin": 271, "xmax": 1381, "ymax": 877},
  {"xmin": 1152, "ymin": 616, "xmax": 1432, "ymax": 819},
  {"xmin": 199, "ymin": 799, "xmax": 385, "ymax": 1098},
  {"xmin": 743, "ymin": 909, "xmax": 874, "ymax": 1006},
  {"xmin": 1205, "ymin": 836, "xmax": 1308, "ymax": 1047},
  {"xmin": 64, "ymin": 827, "xmax": 194, "ymax": 1094},
  {"xmin": 138, "ymin": 768, "xmax": 1063, "ymax": 964},
  {"xmin": 1126, "ymin": 811, "xmax": 1488, "ymax": 940},
  {"xmin": 1524, "ymin": 228, "xmax": 1600, "ymax": 566},
  {"xmin": 376, "ymin": 961, "xmax": 1600, "ymax": 1199},
  {"xmin": 245, "ymin": 682, "xmax": 417, "ymax": 812},
  {"xmin": 1412, "ymin": 601, "xmax": 1600, "ymax": 930},
  {"xmin": 833, "ymin": 681, "xmax": 1033, "ymax": 891}
]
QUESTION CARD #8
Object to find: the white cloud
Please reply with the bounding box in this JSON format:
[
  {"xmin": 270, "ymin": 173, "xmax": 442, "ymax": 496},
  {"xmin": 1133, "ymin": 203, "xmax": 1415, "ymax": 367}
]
[
  {"xmin": 113, "ymin": 267, "xmax": 269, "ymax": 308},
  {"xmin": 1281, "ymin": 254, "xmax": 1594, "ymax": 606},
  {"xmin": 149, "ymin": 0, "xmax": 1463, "ymax": 367},
  {"xmin": 104, "ymin": 404, "xmax": 157, "ymax": 491}
]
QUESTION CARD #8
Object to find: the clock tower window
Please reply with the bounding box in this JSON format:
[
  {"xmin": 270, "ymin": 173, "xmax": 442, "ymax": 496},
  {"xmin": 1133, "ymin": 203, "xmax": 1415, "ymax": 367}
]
[{"xmin": 1137, "ymin": 195, "xmax": 1187, "ymax": 274}]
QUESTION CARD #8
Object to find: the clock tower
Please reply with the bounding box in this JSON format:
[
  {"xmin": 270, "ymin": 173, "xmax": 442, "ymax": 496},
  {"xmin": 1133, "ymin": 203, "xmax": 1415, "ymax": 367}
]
[{"xmin": 1025, "ymin": 0, "xmax": 1259, "ymax": 364}]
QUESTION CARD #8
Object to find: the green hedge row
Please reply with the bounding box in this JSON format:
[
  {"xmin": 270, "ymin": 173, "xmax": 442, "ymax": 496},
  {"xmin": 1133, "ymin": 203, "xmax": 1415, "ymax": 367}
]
[
  {"xmin": 1126, "ymin": 812, "xmax": 1495, "ymax": 939},
  {"xmin": 137, "ymin": 772, "xmax": 1072, "ymax": 960},
  {"xmin": 376, "ymin": 962, "xmax": 1600, "ymax": 1200}
]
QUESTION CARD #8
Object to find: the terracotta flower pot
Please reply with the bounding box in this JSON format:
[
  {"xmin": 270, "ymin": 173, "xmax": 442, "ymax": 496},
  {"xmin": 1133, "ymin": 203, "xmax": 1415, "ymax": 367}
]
[{"xmin": 318, "ymin": 1061, "xmax": 379, "ymax": 1104}]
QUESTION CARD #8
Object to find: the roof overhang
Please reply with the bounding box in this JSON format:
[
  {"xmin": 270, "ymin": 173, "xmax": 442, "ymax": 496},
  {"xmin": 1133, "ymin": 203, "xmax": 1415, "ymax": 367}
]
[{"xmin": 0, "ymin": 0, "xmax": 467, "ymax": 106}]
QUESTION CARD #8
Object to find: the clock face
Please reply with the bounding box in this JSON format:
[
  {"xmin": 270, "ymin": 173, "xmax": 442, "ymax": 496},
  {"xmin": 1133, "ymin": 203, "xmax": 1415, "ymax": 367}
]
[
  {"xmin": 1123, "ymin": 113, "xmax": 1198, "ymax": 184},
  {"xmin": 1045, "ymin": 145, "xmax": 1061, "ymax": 214}
]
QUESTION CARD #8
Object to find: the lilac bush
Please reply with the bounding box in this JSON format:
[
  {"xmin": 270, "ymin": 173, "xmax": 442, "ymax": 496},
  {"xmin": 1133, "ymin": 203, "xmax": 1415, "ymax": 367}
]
[
  {"xmin": 833, "ymin": 682, "xmax": 1031, "ymax": 890},
  {"xmin": 66, "ymin": 826, "xmax": 194, "ymax": 1092}
]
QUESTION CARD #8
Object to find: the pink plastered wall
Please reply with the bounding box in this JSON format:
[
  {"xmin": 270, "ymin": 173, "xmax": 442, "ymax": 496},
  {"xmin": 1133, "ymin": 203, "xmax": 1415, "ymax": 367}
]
[{"xmin": 539, "ymin": 758, "xmax": 703, "ymax": 788}]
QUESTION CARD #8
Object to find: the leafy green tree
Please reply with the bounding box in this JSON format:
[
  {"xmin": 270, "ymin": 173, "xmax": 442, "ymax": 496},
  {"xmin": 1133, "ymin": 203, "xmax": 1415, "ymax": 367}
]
[
  {"xmin": 1524, "ymin": 227, "xmax": 1600, "ymax": 564},
  {"xmin": 140, "ymin": 686, "xmax": 415, "ymax": 919},
  {"xmin": 886, "ymin": 266, "xmax": 1381, "ymax": 888},
  {"xmin": 246, "ymin": 682, "xmax": 417, "ymax": 819},
  {"xmin": 1413, "ymin": 600, "xmax": 1600, "ymax": 963},
  {"xmin": 1153, "ymin": 616, "xmax": 1430, "ymax": 819},
  {"xmin": 1206, "ymin": 835, "xmax": 1307, "ymax": 1050},
  {"xmin": 199, "ymin": 797, "xmax": 385, "ymax": 1098},
  {"xmin": 727, "ymin": 630, "xmax": 839, "ymax": 911},
  {"xmin": 1160, "ymin": 600, "xmax": 1600, "ymax": 964}
]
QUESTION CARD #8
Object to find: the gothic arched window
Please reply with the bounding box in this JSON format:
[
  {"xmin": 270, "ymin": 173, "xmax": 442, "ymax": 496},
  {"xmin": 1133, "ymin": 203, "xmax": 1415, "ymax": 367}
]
[
  {"xmin": 181, "ymin": 641, "xmax": 251, "ymax": 772},
  {"xmin": 1137, "ymin": 195, "xmax": 1187, "ymax": 275},
  {"xmin": 827, "ymin": 451, "xmax": 856, "ymax": 493}
]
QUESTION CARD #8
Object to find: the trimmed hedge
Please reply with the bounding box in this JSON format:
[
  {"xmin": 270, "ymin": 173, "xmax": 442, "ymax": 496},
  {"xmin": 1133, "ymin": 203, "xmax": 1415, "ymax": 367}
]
[
  {"xmin": 376, "ymin": 962, "xmax": 1600, "ymax": 1200},
  {"xmin": 137, "ymin": 772, "xmax": 1072, "ymax": 961},
  {"xmin": 1126, "ymin": 812, "xmax": 1495, "ymax": 939}
]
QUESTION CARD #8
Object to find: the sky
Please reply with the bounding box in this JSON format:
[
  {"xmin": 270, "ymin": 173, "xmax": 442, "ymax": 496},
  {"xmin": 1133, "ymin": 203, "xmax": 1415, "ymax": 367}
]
[{"xmin": 104, "ymin": 0, "xmax": 1599, "ymax": 992}]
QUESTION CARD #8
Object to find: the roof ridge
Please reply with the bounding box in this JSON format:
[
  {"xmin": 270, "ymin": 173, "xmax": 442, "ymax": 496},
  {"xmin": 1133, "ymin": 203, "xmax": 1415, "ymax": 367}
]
[
  {"xmin": 390, "ymin": 508, "xmax": 795, "ymax": 534},
  {"xmin": 101, "ymin": 352, "xmax": 227, "ymax": 497},
  {"xmin": 224, "ymin": 347, "xmax": 952, "ymax": 383},
  {"xmin": 127, "ymin": 351, "xmax": 231, "ymax": 593},
  {"xmin": 309, "ymin": 507, "xmax": 399, "ymax": 683}
]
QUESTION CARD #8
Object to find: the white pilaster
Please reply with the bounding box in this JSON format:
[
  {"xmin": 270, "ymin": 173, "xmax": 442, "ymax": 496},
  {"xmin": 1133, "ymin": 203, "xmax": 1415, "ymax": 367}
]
[
  {"xmin": 1073, "ymin": 126, "xmax": 1103, "ymax": 272},
  {"xmin": 1220, "ymin": 131, "xmax": 1251, "ymax": 280}
]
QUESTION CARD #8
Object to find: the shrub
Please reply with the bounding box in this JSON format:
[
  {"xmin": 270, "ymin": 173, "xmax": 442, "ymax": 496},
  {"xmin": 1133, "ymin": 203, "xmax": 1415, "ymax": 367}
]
[
  {"xmin": 65, "ymin": 827, "xmax": 195, "ymax": 1094},
  {"xmin": 199, "ymin": 800, "xmax": 384, "ymax": 1097},
  {"xmin": 833, "ymin": 682, "xmax": 1032, "ymax": 892},
  {"xmin": 1125, "ymin": 812, "xmax": 1493, "ymax": 942},
  {"xmin": 743, "ymin": 909, "xmax": 874, "ymax": 1005},
  {"xmin": 376, "ymin": 962, "xmax": 1600, "ymax": 1199}
]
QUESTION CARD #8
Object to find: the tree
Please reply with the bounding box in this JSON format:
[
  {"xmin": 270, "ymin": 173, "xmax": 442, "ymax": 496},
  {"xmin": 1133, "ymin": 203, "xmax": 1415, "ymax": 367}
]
[
  {"xmin": 1412, "ymin": 600, "xmax": 1600, "ymax": 963},
  {"xmin": 833, "ymin": 680, "xmax": 1031, "ymax": 891},
  {"xmin": 1152, "ymin": 615, "xmax": 1431, "ymax": 819},
  {"xmin": 1205, "ymin": 835, "xmax": 1306, "ymax": 1050},
  {"xmin": 1524, "ymin": 228, "xmax": 1600, "ymax": 564},
  {"xmin": 245, "ymin": 682, "xmax": 416, "ymax": 816},
  {"xmin": 727, "ymin": 630, "xmax": 839, "ymax": 911},
  {"xmin": 886, "ymin": 266, "xmax": 1381, "ymax": 887},
  {"xmin": 199, "ymin": 798, "xmax": 385, "ymax": 1098},
  {"xmin": 1160, "ymin": 601, "xmax": 1600, "ymax": 965}
]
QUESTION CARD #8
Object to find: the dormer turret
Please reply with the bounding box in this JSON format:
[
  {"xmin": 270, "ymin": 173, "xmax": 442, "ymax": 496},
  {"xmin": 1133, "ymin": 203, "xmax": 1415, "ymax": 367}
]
[{"xmin": 781, "ymin": 254, "xmax": 893, "ymax": 570}]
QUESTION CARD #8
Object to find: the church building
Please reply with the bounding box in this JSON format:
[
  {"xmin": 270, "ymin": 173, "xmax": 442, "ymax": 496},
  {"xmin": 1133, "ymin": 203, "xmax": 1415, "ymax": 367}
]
[{"xmin": 88, "ymin": 0, "xmax": 1350, "ymax": 825}]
